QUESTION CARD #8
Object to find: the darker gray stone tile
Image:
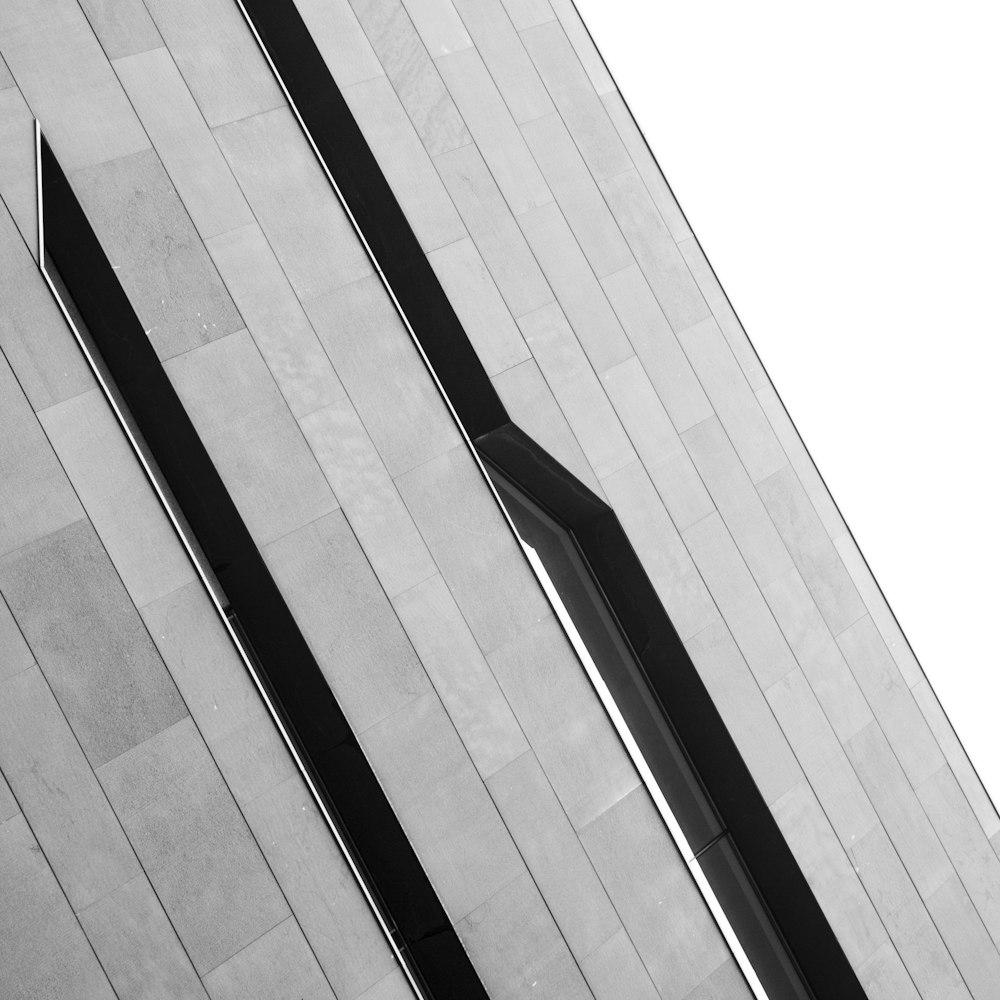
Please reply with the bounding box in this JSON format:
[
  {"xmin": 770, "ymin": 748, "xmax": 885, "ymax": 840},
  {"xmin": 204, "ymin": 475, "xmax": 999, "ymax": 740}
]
[
  {"xmin": 73, "ymin": 148, "xmax": 243, "ymax": 361},
  {"xmin": 0, "ymin": 519, "xmax": 186, "ymax": 767}
]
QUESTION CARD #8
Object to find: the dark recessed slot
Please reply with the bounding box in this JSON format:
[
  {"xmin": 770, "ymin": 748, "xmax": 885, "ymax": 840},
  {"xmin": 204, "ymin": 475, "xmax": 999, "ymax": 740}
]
[{"xmin": 39, "ymin": 133, "xmax": 487, "ymax": 1000}]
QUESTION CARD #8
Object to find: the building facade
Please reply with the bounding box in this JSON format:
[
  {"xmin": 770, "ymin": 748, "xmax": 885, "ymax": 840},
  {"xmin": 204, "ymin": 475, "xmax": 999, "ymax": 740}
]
[{"xmin": 1, "ymin": 1, "xmax": 999, "ymax": 999}]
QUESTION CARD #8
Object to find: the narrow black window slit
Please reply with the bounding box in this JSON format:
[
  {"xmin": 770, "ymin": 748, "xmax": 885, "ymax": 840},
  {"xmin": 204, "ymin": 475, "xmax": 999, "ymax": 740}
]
[
  {"xmin": 37, "ymin": 130, "xmax": 487, "ymax": 1000},
  {"xmin": 230, "ymin": 3, "xmax": 869, "ymax": 998}
]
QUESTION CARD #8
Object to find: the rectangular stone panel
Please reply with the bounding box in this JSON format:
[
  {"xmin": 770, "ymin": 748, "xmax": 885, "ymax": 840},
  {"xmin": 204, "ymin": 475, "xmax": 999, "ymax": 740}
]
[
  {"xmin": 360, "ymin": 691, "xmax": 525, "ymax": 921},
  {"xmin": 305, "ymin": 273, "xmax": 461, "ymax": 477},
  {"xmin": 0, "ymin": 666, "xmax": 141, "ymax": 909},
  {"xmin": 0, "ymin": 594, "xmax": 32, "ymax": 682},
  {"xmin": 263, "ymin": 510, "xmax": 431, "ymax": 734},
  {"xmin": 0, "ymin": 86, "xmax": 39, "ymax": 253},
  {"xmin": 39, "ymin": 387, "xmax": 196, "ymax": 610},
  {"xmin": 926, "ymin": 875, "xmax": 1000, "ymax": 998},
  {"xmin": 579, "ymin": 927, "xmax": 659, "ymax": 1000},
  {"xmin": 434, "ymin": 142, "xmax": 553, "ymax": 318},
  {"xmin": 0, "ymin": 519, "xmax": 187, "ymax": 768},
  {"xmin": 79, "ymin": 872, "xmax": 209, "ymax": 1000},
  {"xmin": 215, "ymin": 107, "xmax": 373, "ymax": 304},
  {"xmin": 77, "ymin": 0, "xmax": 162, "ymax": 59},
  {"xmin": 72, "ymin": 148, "xmax": 244, "ymax": 361},
  {"xmin": 0, "ymin": 813, "xmax": 116, "ymax": 1000},
  {"xmin": 142, "ymin": 0, "xmax": 285, "ymax": 127},
  {"xmin": 113, "ymin": 47, "xmax": 255, "ymax": 240},
  {"xmin": 295, "ymin": 0, "xmax": 383, "ymax": 89},
  {"xmin": 165, "ymin": 330, "xmax": 339, "ymax": 548},
  {"xmin": 97, "ymin": 716, "xmax": 290, "ymax": 975}
]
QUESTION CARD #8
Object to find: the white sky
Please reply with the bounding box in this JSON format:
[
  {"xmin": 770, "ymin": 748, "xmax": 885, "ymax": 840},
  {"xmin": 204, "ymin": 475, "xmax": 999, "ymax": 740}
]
[{"xmin": 575, "ymin": 0, "xmax": 1000, "ymax": 805}]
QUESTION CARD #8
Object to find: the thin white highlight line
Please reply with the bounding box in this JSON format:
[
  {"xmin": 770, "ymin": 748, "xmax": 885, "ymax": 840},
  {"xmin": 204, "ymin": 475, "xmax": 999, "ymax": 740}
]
[
  {"xmin": 230, "ymin": 9, "xmax": 774, "ymax": 997},
  {"xmin": 34, "ymin": 120, "xmax": 419, "ymax": 1000}
]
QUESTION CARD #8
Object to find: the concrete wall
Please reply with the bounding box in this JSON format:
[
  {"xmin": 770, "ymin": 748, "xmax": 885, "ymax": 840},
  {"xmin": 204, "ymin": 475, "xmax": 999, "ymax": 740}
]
[{"xmin": 0, "ymin": 2, "xmax": 997, "ymax": 999}]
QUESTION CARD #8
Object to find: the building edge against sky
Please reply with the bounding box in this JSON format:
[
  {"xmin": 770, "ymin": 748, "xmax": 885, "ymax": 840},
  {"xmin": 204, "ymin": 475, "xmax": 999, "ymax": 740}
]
[{"xmin": 1, "ymin": 2, "xmax": 1000, "ymax": 1000}]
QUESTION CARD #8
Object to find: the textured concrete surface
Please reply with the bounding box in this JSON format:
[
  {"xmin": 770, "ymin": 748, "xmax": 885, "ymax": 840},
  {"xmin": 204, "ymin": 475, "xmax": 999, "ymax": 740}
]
[{"xmin": 2, "ymin": 0, "xmax": 999, "ymax": 996}]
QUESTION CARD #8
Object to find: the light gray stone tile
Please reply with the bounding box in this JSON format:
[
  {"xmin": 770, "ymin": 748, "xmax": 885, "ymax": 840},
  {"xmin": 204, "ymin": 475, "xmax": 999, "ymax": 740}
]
[
  {"xmin": 243, "ymin": 775, "xmax": 397, "ymax": 1000},
  {"xmin": 436, "ymin": 48, "xmax": 552, "ymax": 216},
  {"xmin": 427, "ymin": 236, "xmax": 529, "ymax": 375},
  {"xmin": 97, "ymin": 717, "xmax": 289, "ymax": 975},
  {"xmin": 486, "ymin": 614, "xmax": 637, "ymax": 831},
  {"xmin": 755, "ymin": 383, "xmax": 847, "ymax": 541},
  {"xmin": 600, "ymin": 263, "xmax": 713, "ymax": 432},
  {"xmin": 305, "ymin": 274, "xmax": 461, "ymax": 477},
  {"xmin": 807, "ymin": 750, "xmax": 881, "ymax": 850},
  {"xmin": 518, "ymin": 200, "xmax": 633, "ymax": 373},
  {"xmin": 361, "ymin": 691, "xmax": 524, "ymax": 921},
  {"xmin": 599, "ymin": 362, "xmax": 713, "ymax": 530},
  {"xmin": 434, "ymin": 143, "xmax": 553, "ymax": 318},
  {"xmin": 0, "ymin": 666, "xmax": 141, "ymax": 909},
  {"xmin": 883, "ymin": 899, "xmax": 972, "ymax": 1000},
  {"xmin": 518, "ymin": 300, "xmax": 635, "ymax": 477},
  {"xmin": 78, "ymin": 0, "xmax": 161, "ymax": 59},
  {"xmin": 0, "ymin": 770, "xmax": 17, "ymax": 823},
  {"xmin": 295, "ymin": 0, "xmax": 384, "ymax": 89},
  {"xmin": 834, "ymin": 531, "xmax": 923, "ymax": 687},
  {"xmin": 492, "ymin": 358, "xmax": 603, "ymax": 496},
  {"xmin": 143, "ymin": 0, "xmax": 285, "ymax": 127},
  {"xmin": 39, "ymin": 388, "xmax": 196, "ymax": 609},
  {"xmin": 838, "ymin": 615, "xmax": 945, "ymax": 787},
  {"xmin": 520, "ymin": 20, "xmax": 629, "ymax": 181},
  {"xmin": 0, "ymin": 355, "xmax": 84, "ymax": 558},
  {"xmin": 771, "ymin": 779, "xmax": 886, "ymax": 968},
  {"xmin": 141, "ymin": 580, "xmax": 295, "ymax": 807},
  {"xmin": 0, "ymin": 86, "xmax": 38, "ymax": 252},
  {"xmin": 600, "ymin": 169, "xmax": 709, "ymax": 335},
  {"xmin": 113, "ymin": 47, "xmax": 254, "ymax": 241},
  {"xmin": 677, "ymin": 317, "xmax": 787, "ymax": 482},
  {"xmin": 264, "ymin": 510, "xmax": 430, "ymax": 734},
  {"xmin": 580, "ymin": 786, "xmax": 730, "ymax": 998},
  {"xmin": 503, "ymin": 0, "xmax": 555, "ymax": 30},
  {"xmin": 0, "ymin": 813, "xmax": 116, "ymax": 1000},
  {"xmin": 600, "ymin": 91, "xmax": 692, "ymax": 242},
  {"xmin": 401, "ymin": 0, "xmax": 472, "ymax": 55},
  {"xmin": 456, "ymin": 872, "xmax": 593, "ymax": 1000},
  {"xmin": 912, "ymin": 678, "xmax": 1000, "ymax": 840},
  {"xmin": 394, "ymin": 443, "xmax": 549, "ymax": 655},
  {"xmin": 73, "ymin": 148, "xmax": 244, "ymax": 361},
  {"xmin": 454, "ymin": 0, "xmax": 553, "ymax": 124},
  {"xmin": 686, "ymin": 619, "xmax": 802, "ymax": 807},
  {"xmin": 758, "ymin": 464, "xmax": 866, "ymax": 636},
  {"xmin": 165, "ymin": 330, "xmax": 339, "ymax": 548},
  {"xmin": 215, "ymin": 107, "xmax": 373, "ymax": 304},
  {"xmin": 849, "ymin": 823, "xmax": 922, "ymax": 924},
  {"xmin": 762, "ymin": 567, "xmax": 874, "ymax": 744},
  {"xmin": 0, "ymin": 594, "xmax": 32, "ymax": 682},
  {"xmin": 300, "ymin": 399, "xmax": 437, "ymax": 598},
  {"xmin": 351, "ymin": 0, "xmax": 471, "ymax": 155},
  {"xmin": 206, "ymin": 223, "xmax": 346, "ymax": 420},
  {"xmin": 684, "ymin": 959, "xmax": 754, "ymax": 1000},
  {"xmin": 550, "ymin": 0, "xmax": 613, "ymax": 96},
  {"xmin": 356, "ymin": 969, "xmax": 415, "ymax": 1000},
  {"xmin": 392, "ymin": 574, "xmax": 528, "ymax": 779},
  {"xmin": 926, "ymin": 875, "xmax": 1000, "ymax": 999},
  {"xmin": 0, "ymin": 52, "xmax": 12, "ymax": 88},
  {"xmin": 682, "ymin": 512, "xmax": 797, "ymax": 687},
  {"xmin": 344, "ymin": 75, "xmax": 466, "ymax": 251},
  {"xmin": 916, "ymin": 765, "xmax": 1000, "ymax": 946},
  {"xmin": 0, "ymin": 519, "xmax": 187, "ymax": 768},
  {"xmin": 858, "ymin": 942, "xmax": 921, "ymax": 1000},
  {"xmin": 487, "ymin": 750, "xmax": 620, "ymax": 958},
  {"xmin": 683, "ymin": 415, "xmax": 795, "ymax": 589},
  {"xmin": 521, "ymin": 112, "xmax": 630, "ymax": 277},
  {"xmin": 0, "ymin": 0, "xmax": 149, "ymax": 171},
  {"xmin": 204, "ymin": 916, "xmax": 335, "ymax": 1000},
  {"xmin": 766, "ymin": 668, "xmax": 847, "ymax": 778},
  {"xmin": 603, "ymin": 461, "xmax": 716, "ymax": 641},
  {"xmin": 678, "ymin": 237, "xmax": 767, "ymax": 389},
  {"xmin": 846, "ymin": 721, "xmax": 953, "ymax": 899},
  {"xmin": 79, "ymin": 872, "xmax": 209, "ymax": 1000},
  {"xmin": 579, "ymin": 927, "xmax": 659, "ymax": 1000},
  {"xmin": 0, "ymin": 251, "xmax": 96, "ymax": 411}
]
